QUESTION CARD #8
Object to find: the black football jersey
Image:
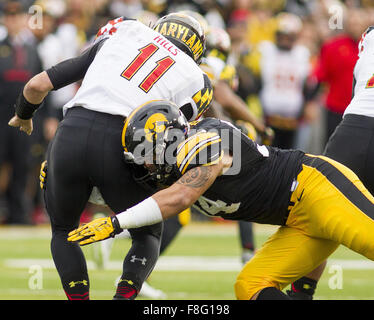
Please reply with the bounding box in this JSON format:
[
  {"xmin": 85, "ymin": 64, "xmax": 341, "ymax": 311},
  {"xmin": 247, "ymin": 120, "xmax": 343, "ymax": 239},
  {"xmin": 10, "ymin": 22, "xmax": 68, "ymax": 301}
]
[{"xmin": 176, "ymin": 118, "xmax": 305, "ymax": 225}]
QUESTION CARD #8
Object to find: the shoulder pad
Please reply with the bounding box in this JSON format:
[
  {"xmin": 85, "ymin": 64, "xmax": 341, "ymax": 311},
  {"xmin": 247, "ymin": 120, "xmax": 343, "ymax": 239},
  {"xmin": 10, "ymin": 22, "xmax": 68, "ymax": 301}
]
[
  {"xmin": 359, "ymin": 26, "xmax": 374, "ymax": 56},
  {"xmin": 189, "ymin": 119, "xmax": 203, "ymax": 128},
  {"xmin": 192, "ymin": 73, "xmax": 213, "ymax": 119},
  {"xmin": 95, "ymin": 17, "xmax": 135, "ymax": 43},
  {"xmin": 176, "ymin": 131, "xmax": 223, "ymax": 175}
]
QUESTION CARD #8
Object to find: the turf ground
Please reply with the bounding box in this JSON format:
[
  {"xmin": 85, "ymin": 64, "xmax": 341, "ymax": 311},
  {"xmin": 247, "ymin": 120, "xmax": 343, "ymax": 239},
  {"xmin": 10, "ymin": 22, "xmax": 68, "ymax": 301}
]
[{"xmin": 0, "ymin": 221, "xmax": 373, "ymax": 300}]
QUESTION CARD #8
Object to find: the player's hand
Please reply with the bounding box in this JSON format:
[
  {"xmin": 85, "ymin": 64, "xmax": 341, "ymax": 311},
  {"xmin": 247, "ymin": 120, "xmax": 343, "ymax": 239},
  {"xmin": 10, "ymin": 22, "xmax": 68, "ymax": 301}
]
[
  {"xmin": 8, "ymin": 114, "xmax": 33, "ymax": 135},
  {"xmin": 260, "ymin": 127, "xmax": 274, "ymax": 146},
  {"xmin": 67, "ymin": 216, "xmax": 122, "ymax": 246}
]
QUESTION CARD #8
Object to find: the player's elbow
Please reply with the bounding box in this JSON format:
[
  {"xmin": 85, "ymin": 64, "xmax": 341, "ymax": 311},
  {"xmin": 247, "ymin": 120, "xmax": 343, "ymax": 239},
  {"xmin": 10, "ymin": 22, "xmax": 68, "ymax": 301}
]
[{"xmin": 25, "ymin": 72, "xmax": 53, "ymax": 95}]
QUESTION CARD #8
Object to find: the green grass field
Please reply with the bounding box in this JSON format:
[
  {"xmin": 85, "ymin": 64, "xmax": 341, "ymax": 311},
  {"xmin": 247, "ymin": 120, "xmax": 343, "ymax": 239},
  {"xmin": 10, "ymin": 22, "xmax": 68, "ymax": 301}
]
[{"xmin": 0, "ymin": 221, "xmax": 373, "ymax": 300}]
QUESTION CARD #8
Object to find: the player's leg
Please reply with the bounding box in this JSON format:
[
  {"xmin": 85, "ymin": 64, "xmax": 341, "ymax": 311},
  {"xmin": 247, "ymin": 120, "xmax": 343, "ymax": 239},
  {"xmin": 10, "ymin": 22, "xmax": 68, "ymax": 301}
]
[
  {"xmin": 364, "ymin": 125, "xmax": 374, "ymax": 195},
  {"xmin": 288, "ymin": 155, "xmax": 374, "ymax": 261},
  {"xmin": 135, "ymin": 208, "xmax": 190, "ymax": 299},
  {"xmin": 290, "ymin": 116, "xmax": 373, "ymax": 300},
  {"xmin": 238, "ymin": 221, "xmax": 255, "ymax": 264},
  {"xmin": 159, "ymin": 215, "xmax": 183, "ymax": 254},
  {"xmin": 89, "ymin": 206, "xmax": 116, "ymax": 270},
  {"xmin": 112, "ymin": 223, "xmax": 163, "ymax": 300},
  {"xmin": 234, "ymin": 226, "xmax": 339, "ymax": 300},
  {"xmin": 287, "ymin": 261, "xmax": 326, "ymax": 300},
  {"xmin": 97, "ymin": 127, "xmax": 163, "ymax": 300},
  {"xmin": 324, "ymin": 114, "xmax": 374, "ymax": 196},
  {"xmin": 44, "ymin": 120, "xmax": 93, "ymax": 300},
  {"xmin": 160, "ymin": 208, "xmax": 191, "ymax": 254}
]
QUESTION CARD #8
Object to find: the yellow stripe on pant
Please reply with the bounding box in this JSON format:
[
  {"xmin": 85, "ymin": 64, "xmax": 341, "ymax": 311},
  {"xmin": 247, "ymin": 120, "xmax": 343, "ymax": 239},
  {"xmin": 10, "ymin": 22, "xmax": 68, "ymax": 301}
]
[{"xmin": 235, "ymin": 155, "xmax": 374, "ymax": 300}]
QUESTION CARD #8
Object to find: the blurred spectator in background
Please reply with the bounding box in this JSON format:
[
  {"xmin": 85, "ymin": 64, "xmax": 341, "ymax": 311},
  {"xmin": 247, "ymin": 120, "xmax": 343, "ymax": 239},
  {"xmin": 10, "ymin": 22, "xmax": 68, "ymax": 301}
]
[
  {"xmin": 226, "ymin": 8, "xmax": 250, "ymax": 66},
  {"xmin": 313, "ymin": 6, "xmax": 365, "ymax": 144},
  {"xmin": 0, "ymin": 0, "xmax": 42, "ymax": 224},
  {"xmin": 109, "ymin": 0, "xmax": 143, "ymax": 20},
  {"xmin": 285, "ymin": 0, "xmax": 316, "ymax": 18},
  {"xmin": 24, "ymin": 0, "xmax": 71, "ymax": 224},
  {"xmin": 239, "ymin": 12, "xmax": 315, "ymax": 149},
  {"xmin": 244, "ymin": 1, "xmax": 279, "ymax": 46},
  {"xmin": 162, "ymin": 0, "xmax": 226, "ymax": 28}
]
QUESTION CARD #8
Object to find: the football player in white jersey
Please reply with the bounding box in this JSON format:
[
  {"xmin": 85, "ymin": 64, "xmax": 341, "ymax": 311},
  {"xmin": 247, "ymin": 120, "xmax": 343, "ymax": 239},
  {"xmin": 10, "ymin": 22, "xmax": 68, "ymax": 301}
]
[
  {"xmin": 244, "ymin": 13, "xmax": 312, "ymax": 149},
  {"xmin": 287, "ymin": 26, "xmax": 374, "ymax": 300},
  {"xmin": 9, "ymin": 13, "xmax": 212, "ymax": 300},
  {"xmin": 325, "ymin": 25, "xmax": 374, "ymax": 193}
]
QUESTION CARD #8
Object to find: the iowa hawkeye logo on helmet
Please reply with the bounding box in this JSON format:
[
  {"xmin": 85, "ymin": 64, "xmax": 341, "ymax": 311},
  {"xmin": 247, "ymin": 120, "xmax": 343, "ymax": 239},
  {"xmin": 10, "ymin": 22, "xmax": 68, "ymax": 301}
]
[
  {"xmin": 144, "ymin": 113, "xmax": 168, "ymax": 142},
  {"xmin": 154, "ymin": 13, "xmax": 206, "ymax": 64}
]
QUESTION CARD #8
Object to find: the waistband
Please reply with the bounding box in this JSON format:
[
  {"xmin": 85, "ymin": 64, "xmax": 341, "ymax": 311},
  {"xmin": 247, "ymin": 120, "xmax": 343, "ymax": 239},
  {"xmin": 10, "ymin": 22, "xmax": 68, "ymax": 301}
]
[
  {"xmin": 342, "ymin": 113, "xmax": 374, "ymax": 129},
  {"xmin": 65, "ymin": 106, "xmax": 127, "ymax": 126}
]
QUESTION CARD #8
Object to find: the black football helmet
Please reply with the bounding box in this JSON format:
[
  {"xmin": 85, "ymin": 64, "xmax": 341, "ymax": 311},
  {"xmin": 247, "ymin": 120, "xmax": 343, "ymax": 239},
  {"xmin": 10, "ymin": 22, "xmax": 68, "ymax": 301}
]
[
  {"xmin": 122, "ymin": 100, "xmax": 189, "ymax": 187},
  {"xmin": 153, "ymin": 12, "xmax": 206, "ymax": 64}
]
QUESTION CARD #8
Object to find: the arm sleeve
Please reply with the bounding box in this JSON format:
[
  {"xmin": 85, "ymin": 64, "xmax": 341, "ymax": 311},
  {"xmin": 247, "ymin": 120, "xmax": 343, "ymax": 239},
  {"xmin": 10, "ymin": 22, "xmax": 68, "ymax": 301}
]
[
  {"xmin": 192, "ymin": 74, "xmax": 213, "ymax": 120},
  {"xmin": 46, "ymin": 38, "xmax": 107, "ymax": 90}
]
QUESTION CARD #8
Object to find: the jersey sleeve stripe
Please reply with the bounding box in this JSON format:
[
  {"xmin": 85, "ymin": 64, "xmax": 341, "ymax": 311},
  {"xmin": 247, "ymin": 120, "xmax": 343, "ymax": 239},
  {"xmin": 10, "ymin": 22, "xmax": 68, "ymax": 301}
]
[
  {"xmin": 180, "ymin": 139, "xmax": 221, "ymax": 174},
  {"xmin": 177, "ymin": 133, "xmax": 220, "ymax": 169},
  {"xmin": 178, "ymin": 135, "xmax": 222, "ymax": 174}
]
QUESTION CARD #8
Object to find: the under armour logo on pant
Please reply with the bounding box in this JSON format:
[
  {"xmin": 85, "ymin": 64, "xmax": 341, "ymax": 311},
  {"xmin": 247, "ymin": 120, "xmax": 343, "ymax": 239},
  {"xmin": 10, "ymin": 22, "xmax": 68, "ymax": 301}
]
[{"xmin": 130, "ymin": 255, "xmax": 147, "ymax": 265}]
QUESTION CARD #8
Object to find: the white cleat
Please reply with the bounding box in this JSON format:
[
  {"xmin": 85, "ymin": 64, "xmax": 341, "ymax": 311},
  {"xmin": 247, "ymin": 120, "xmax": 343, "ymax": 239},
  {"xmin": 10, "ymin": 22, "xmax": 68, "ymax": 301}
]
[{"xmin": 139, "ymin": 281, "xmax": 167, "ymax": 299}]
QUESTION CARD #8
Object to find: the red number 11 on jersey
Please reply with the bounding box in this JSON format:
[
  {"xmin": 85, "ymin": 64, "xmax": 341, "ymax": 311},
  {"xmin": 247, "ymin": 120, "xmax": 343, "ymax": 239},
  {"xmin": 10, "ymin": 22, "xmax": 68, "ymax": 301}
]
[
  {"xmin": 366, "ymin": 74, "xmax": 374, "ymax": 88},
  {"xmin": 121, "ymin": 43, "xmax": 175, "ymax": 93}
]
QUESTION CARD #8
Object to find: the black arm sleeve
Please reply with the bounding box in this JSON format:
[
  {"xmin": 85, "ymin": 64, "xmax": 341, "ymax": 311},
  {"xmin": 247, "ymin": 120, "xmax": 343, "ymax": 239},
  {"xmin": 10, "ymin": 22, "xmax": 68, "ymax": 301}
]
[{"xmin": 46, "ymin": 39, "xmax": 107, "ymax": 90}]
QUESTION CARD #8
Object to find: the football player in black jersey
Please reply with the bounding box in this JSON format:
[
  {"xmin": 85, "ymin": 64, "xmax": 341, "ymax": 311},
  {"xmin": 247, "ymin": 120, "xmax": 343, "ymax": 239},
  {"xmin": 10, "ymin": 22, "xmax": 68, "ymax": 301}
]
[{"xmin": 69, "ymin": 100, "xmax": 374, "ymax": 300}]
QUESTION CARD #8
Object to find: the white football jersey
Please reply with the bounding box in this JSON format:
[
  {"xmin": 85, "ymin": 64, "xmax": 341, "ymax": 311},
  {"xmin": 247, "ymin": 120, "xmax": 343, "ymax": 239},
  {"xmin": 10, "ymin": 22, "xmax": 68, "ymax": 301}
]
[
  {"xmin": 63, "ymin": 18, "xmax": 211, "ymax": 120},
  {"xmin": 344, "ymin": 27, "xmax": 374, "ymax": 118},
  {"xmin": 258, "ymin": 41, "xmax": 310, "ymax": 118}
]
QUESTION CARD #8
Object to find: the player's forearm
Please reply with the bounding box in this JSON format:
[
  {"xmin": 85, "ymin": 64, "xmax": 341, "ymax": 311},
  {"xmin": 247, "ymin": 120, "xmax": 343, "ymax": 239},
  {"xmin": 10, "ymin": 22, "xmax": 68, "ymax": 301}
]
[
  {"xmin": 115, "ymin": 164, "xmax": 222, "ymax": 230},
  {"xmin": 153, "ymin": 184, "xmax": 198, "ymax": 218},
  {"xmin": 115, "ymin": 185, "xmax": 198, "ymax": 229},
  {"xmin": 23, "ymin": 71, "xmax": 53, "ymax": 104},
  {"xmin": 13, "ymin": 72, "xmax": 53, "ymax": 120}
]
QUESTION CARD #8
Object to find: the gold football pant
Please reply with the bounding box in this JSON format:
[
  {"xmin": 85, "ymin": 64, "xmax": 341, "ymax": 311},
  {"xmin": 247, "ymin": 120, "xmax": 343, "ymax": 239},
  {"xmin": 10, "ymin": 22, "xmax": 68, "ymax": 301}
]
[{"xmin": 235, "ymin": 155, "xmax": 374, "ymax": 300}]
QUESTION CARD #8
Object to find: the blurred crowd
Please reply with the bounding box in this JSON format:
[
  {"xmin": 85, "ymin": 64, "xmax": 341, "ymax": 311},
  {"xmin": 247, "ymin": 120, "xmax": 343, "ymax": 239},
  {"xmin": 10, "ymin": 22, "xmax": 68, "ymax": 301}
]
[{"xmin": 0, "ymin": 0, "xmax": 372, "ymax": 225}]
